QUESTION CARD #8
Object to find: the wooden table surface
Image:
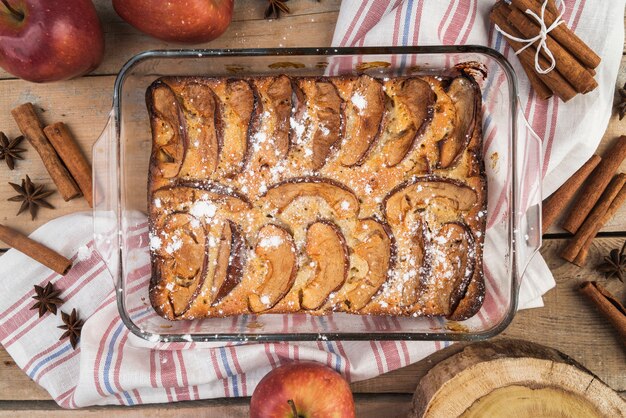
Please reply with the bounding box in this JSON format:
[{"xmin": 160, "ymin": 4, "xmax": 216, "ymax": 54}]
[{"xmin": 0, "ymin": 1, "xmax": 624, "ymax": 416}]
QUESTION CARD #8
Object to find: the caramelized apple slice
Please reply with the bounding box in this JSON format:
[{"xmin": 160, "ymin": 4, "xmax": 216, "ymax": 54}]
[
  {"xmin": 399, "ymin": 219, "xmax": 428, "ymax": 307},
  {"xmin": 248, "ymin": 224, "xmax": 298, "ymax": 313},
  {"xmin": 266, "ymin": 75, "xmax": 293, "ymax": 158},
  {"xmin": 429, "ymin": 222, "xmax": 476, "ymax": 317},
  {"xmin": 177, "ymin": 81, "xmax": 222, "ymax": 178},
  {"xmin": 218, "ymin": 80, "xmax": 255, "ymax": 176},
  {"xmin": 296, "ymin": 79, "xmax": 343, "ymax": 170},
  {"xmin": 251, "ymin": 75, "xmax": 293, "ymax": 165},
  {"xmin": 438, "ymin": 77, "xmax": 479, "ymax": 168},
  {"xmin": 300, "ymin": 221, "xmax": 349, "ymax": 310},
  {"xmin": 340, "ymin": 75, "xmax": 385, "ymax": 166},
  {"xmin": 148, "ymin": 81, "xmax": 187, "ymax": 178},
  {"xmin": 152, "ymin": 213, "xmax": 207, "ymax": 317},
  {"xmin": 345, "ymin": 219, "xmax": 395, "ymax": 311},
  {"xmin": 263, "ymin": 178, "xmax": 359, "ymax": 219},
  {"xmin": 381, "ymin": 78, "xmax": 435, "ymax": 166},
  {"xmin": 383, "ymin": 176, "xmax": 477, "ymax": 226},
  {"xmin": 211, "ymin": 221, "xmax": 246, "ymax": 305}
]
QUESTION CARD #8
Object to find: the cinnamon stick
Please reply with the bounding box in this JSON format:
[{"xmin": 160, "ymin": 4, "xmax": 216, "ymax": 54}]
[
  {"xmin": 542, "ymin": 154, "xmax": 601, "ymax": 232},
  {"xmin": 506, "ymin": 7, "xmax": 597, "ymax": 94},
  {"xmin": 562, "ymin": 136, "xmax": 626, "ymax": 233},
  {"xmin": 490, "ymin": 3, "xmax": 575, "ymax": 101},
  {"xmin": 561, "ymin": 174, "xmax": 626, "ymax": 263},
  {"xmin": 573, "ymin": 183, "xmax": 626, "ymax": 266},
  {"xmin": 11, "ymin": 104, "xmax": 80, "ymax": 202},
  {"xmin": 543, "ymin": 0, "xmax": 558, "ymax": 15},
  {"xmin": 0, "ymin": 224, "xmax": 72, "ymax": 275},
  {"xmin": 511, "ymin": 0, "xmax": 601, "ymax": 69},
  {"xmin": 44, "ymin": 122, "xmax": 93, "ymax": 207},
  {"xmin": 579, "ymin": 281, "xmax": 626, "ymax": 347}
]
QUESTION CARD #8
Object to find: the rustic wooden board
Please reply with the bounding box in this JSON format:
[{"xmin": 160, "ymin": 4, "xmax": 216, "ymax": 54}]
[
  {"xmin": 0, "ymin": 0, "xmax": 625, "ymax": 413},
  {"xmin": 1, "ymin": 238, "xmax": 624, "ymax": 402}
]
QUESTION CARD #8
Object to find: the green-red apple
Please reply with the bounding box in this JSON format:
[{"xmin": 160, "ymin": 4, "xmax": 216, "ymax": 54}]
[
  {"xmin": 250, "ymin": 362, "xmax": 356, "ymax": 418},
  {"xmin": 0, "ymin": 0, "xmax": 104, "ymax": 82},
  {"xmin": 112, "ymin": 0, "xmax": 233, "ymax": 44}
]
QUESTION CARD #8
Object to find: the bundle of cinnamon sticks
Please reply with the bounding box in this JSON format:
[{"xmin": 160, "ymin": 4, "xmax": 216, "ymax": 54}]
[
  {"xmin": 490, "ymin": 0, "xmax": 600, "ymax": 102},
  {"xmin": 11, "ymin": 103, "xmax": 93, "ymax": 207},
  {"xmin": 542, "ymin": 136, "xmax": 626, "ymax": 266}
]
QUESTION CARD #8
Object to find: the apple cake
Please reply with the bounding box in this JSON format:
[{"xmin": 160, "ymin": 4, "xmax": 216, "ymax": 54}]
[{"xmin": 146, "ymin": 72, "xmax": 487, "ymax": 321}]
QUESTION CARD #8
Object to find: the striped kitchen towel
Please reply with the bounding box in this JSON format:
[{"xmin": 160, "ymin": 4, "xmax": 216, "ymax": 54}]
[{"xmin": 1, "ymin": 0, "xmax": 623, "ymax": 408}]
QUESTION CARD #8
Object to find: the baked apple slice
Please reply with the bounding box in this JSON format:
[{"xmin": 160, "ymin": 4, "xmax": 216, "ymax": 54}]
[
  {"xmin": 300, "ymin": 221, "xmax": 349, "ymax": 310},
  {"xmin": 296, "ymin": 79, "xmax": 343, "ymax": 170},
  {"xmin": 429, "ymin": 222, "xmax": 476, "ymax": 316},
  {"xmin": 263, "ymin": 177, "xmax": 359, "ymax": 219},
  {"xmin": 248, "ymin": 224, "xmax": 298, "ymax": 313},
  {"xmin": 152, "ymin": 213, "xmax": 207, "ymax": 318},
  {"xmin": 251, "ymin": 75, "xmax": 293, "ymax": 164},
  {"xmin": 344, "ymin": 219, "xmax": 395, "ymax": 311},
  {"xmin": 217, "ymin": 79, "xmax": 255, "ymax": 176},
  {"xmin": 339, "ymin": 75, "xmax": 385, "ymax": 166},
  {"xmin": 148, "ymin": 80, "xmax": 187, "ymax": 179},
  {"xmin": 438, "ymin": 76, "xmax": 479, "ymax": 168},
  {"xmin": 383, "ymin": 176, "xmax": 478, "ymax": 226},
  {"xmin": 266, "ymin": 75, "xmax": 293, "ymax": 158},
  {"xmin": 380, "ymin": 78, "xmax": 435, "ymax": 167},
  {"xmin": 210, "ymin": 220, "xmax": 246, "ymax": 305},
  {"xmin": 177, "ymin": 81, "xmax": 222, "ymax": 178},
  {"xmin": 399, "ymin": 219, "xmax": 428, "ymax": 307}
]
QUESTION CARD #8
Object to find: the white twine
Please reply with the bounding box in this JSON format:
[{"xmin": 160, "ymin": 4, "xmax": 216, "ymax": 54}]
[{"xmin": 495, "ymin": 0, "xmax": 565, "ymax": 74}]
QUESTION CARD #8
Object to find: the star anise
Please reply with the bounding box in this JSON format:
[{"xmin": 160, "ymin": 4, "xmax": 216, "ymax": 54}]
[
  {"xmin": 8, "ymin": 175, "xmax": 54, "ymax": 220},
  {"xmin": 616, "ymin": 82, "xmax": 626, "ymax": 120},
  {"xmin": 30, "ymin": 282, "xmax": 63, "ymax": 317},
  {"xmin": 0, "ymin": 132, "xmax": 26, "ymax": 170},
  {"xmin": 597, "ymin": 241, "xmax": 626, "ymax": 282},
  {"xmin": 265, "ymin": 0, "xmax": 290, "ymax": 19},
  {"xmin": 58, "ymin": 308, "xmax": 83, "ymax": 350}
]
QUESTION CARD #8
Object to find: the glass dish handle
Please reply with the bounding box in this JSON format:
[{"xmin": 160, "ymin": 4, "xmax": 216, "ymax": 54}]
[
  {"xmin": 515, "ymin": 106, "xmax": 542, "ymax": 279},
  {"xmin": 92, "ymin": 113, "xmax": 120, "ymax": 283}
]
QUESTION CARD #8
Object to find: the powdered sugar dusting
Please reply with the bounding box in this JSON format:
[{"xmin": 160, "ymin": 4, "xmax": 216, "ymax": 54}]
[
  {"xmin": 351, "ymin": 92, "xmax": 367, "ymax": 111},
  {"xmin": 258, "ymin": 236, "xmax": 283, "ymax": 248}
]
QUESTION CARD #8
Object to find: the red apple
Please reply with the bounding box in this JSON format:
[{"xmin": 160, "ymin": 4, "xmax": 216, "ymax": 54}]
[
  {"xmin": 0, "ymin": 0, "xmax": 104, "ymax": 82},
  {"xmin": 112, "ymin": 0, "xmax": 233, "ymax": 44},
  {"xmin": 250, "ymin": 362, "xmax": 356, "ymax": 418}
]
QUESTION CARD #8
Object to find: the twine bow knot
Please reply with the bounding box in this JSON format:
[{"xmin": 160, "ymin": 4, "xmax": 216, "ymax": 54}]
[{"xmin": 495, "ymin": 0, "xmax": 565, "ymax": 74}]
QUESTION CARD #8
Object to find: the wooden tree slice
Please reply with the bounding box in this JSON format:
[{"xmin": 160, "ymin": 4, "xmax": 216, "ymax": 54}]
[{"xmin": 411, "ymin": 339, "xmax": 626, "ymax": 418}]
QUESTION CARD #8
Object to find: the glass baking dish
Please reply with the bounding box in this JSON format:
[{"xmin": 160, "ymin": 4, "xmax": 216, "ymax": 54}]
[{"xmin": 92, "ymin": 46, "xmax": 541, "ymax": 342}]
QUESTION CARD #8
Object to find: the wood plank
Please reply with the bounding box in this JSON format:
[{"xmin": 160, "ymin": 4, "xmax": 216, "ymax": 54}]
[
  {"xmin": 0, "ymin": 0, "xmax": 342, "ymax": 80},
  {"xmin": 0, "ymin": 395, "xmax": 413, "ymax": 417},
  {"xmin": 2, "ymin": 237, "xmax": 624, "ymax": 401}
]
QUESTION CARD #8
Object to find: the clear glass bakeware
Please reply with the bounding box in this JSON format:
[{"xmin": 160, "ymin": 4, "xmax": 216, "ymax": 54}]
[{"xmin": 92, "ymin": 46, "xmax": 542, "ymax": 343}]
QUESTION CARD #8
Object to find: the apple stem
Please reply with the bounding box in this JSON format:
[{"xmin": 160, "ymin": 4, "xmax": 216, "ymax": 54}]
[
  {"xmin": 287, "ymin": 399, "xmax": 303, "ymax": 418},
  {"xmin": 0, "ymin": 0, "xmax": 23, "ymax": 21}
]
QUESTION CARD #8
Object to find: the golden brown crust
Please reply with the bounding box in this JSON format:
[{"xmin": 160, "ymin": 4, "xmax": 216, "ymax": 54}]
[{"xmin": 146, "ymin": 74, "xmax": 487, "ymax": 321}]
